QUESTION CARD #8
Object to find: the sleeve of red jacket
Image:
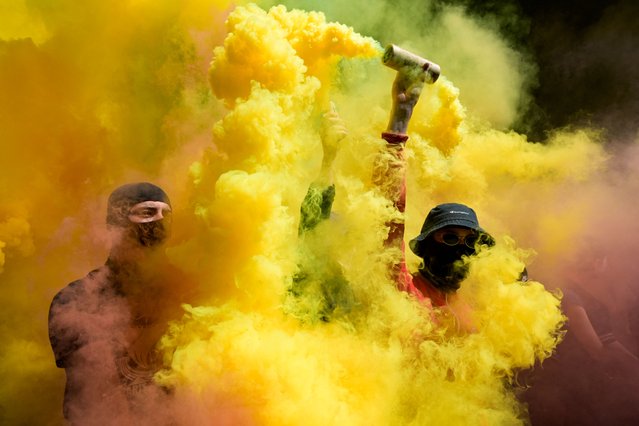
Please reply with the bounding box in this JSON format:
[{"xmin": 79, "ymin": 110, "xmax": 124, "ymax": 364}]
[{"xmin": 375, "ymin": 132, "xmax": 427, "ymax": 303}]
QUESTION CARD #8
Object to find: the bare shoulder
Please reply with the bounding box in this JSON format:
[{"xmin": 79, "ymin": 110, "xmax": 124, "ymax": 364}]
[{"xmin": 50, "ymin": 266, "xmax": 110, "ymax": 309}]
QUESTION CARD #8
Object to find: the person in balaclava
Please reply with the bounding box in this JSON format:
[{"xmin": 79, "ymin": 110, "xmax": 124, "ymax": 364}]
[
  {"xmin": 373, "ymin": 58, "xmax": 496, "ymax": 331},
  {"xmin": 48, "ymin": 182, "xmax": 195, "ymax": 424},
  {"xmin": 406, "ymin": 204, "xmax": 493, "ymax": 305}
]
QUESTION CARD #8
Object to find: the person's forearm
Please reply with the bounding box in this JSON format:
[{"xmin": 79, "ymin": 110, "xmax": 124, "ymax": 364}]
[
  {"xmin": 377, "ymin": 61, "xmax": 428, "ymax": 288},
  {"xmin": 385, "ymin": 94, "xmax": 417, "ymax": 135},
  {"xmin": 373, "ymin": 135, "xmax": 408, "ymax": 288},
  {"xmin": 377, "ymin": 83, "xmax": 418, "ymax": 288},
  {"xmin": 607, "ymin": 341, "xmax": 639, "ymax": 363}
]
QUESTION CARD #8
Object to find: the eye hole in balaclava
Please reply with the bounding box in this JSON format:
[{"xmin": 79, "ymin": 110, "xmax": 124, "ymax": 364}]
[{"xmin": 107, "ymin": 183, "xmax": 172, "ymax": 247}]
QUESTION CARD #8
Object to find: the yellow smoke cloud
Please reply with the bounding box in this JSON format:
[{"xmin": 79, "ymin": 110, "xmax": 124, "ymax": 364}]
[
  {"xmin": 209, "ymin": 4, "xmax": 380, "ymax": 106},
  {"xmin": 0, "ymin": 0, "xmax": 50, "ymax": 44},
  {"xmin": 0, "ymin": 1, "xmax": 615, "ymax": 425},
  {"xmin": 157, "ymin": 4, "xmax": 572, "ymax": 425},
  {"xmin": 0, "ymin": 218, "xmax": 34, "ymax": 272}
]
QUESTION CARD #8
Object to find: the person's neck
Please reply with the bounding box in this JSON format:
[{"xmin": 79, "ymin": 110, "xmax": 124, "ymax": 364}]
[{"xmin": 109, "ymin": 234, "xmax": 167, "ymax": 262}]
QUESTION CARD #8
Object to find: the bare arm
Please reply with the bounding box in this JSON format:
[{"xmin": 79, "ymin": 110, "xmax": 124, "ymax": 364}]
[
  {"xmin": 565, "ymin": 305, "xmax": 605, "ymax": 360},
  {"xmin": 566, "ymin": 304, "xmax": 639, "ymax": 364},
  {"xmin": 376, "ymin": 72, "xmax": 426, "ymax": 290}
]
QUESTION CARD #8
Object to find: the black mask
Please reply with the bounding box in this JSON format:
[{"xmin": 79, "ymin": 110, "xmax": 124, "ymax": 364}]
[
  {"xmin": 107, "ymin": 182, "xmax": 172, "ymax": 248},
  {"xmin": 107, "ymin": 183, "xmax": 171, "ymax": 226},
  {"xmin": 130, "ymin": 220, "xmax": 169, "ymax": 247},
  {"xmin": 419, "ymin": 239, "xmax": 475, "ymax": 292}
]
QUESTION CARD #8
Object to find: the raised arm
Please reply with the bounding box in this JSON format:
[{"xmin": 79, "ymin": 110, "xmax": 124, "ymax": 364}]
[{"xmin": 376, "ymin": 45, "xmax": 440, "ymax": 293}]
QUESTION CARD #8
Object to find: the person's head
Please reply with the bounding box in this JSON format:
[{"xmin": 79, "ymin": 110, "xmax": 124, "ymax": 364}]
[
  {"xmin": 409, "ymin": 203, "xmax": 493, "ymax": 292},
  {"xmin": 106, "ymin": 182, "xmax": 172, "ymax": 249}
]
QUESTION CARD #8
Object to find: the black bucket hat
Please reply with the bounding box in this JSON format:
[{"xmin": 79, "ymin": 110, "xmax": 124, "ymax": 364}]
[{"xmin": 409, "ymin": 203, "xmax": 484, "ymax": 256}]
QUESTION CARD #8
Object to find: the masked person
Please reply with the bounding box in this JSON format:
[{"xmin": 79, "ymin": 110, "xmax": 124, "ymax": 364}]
[
  {"xmin": 375, "ymin": 61, "xmax": 495, "ymax": 332},
  {"xmin": 48, "ymin": 182, "xmax": 196, "ymax": 424},
  {"xmin": 405, "ymin": 204, "xmax": 492, "ymax": 302}
]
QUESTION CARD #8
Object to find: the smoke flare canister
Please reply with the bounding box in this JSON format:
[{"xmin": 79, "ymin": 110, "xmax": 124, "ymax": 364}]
[{"xmin": 383, "ymin": 44, "xmax": 441, "ymax": 84}]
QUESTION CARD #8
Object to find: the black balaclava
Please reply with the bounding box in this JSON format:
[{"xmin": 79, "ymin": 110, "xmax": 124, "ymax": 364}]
[
  {"xmin": 417, "ymin": 236, "xmax": 475, "ymax": 292},
  {"xmin": 107, "ymin": 182, "xmax": 171, "ymax": 247},
  {"xmin": 409, "ymin": 203, "xmax": 492, "ymax": 292}
]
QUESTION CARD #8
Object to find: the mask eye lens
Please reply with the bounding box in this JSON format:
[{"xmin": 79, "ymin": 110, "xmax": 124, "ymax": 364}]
[
  {"xmin": 464, "ymin": 235, "xmax": 478, "ymax": 248},
  {"xmin": 478, "ymin": 234, "xmax": 495, "ymax": 247},
  {"xmin": 441, "ymin": 233, "xmax": 460, "ymax": 246}
]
